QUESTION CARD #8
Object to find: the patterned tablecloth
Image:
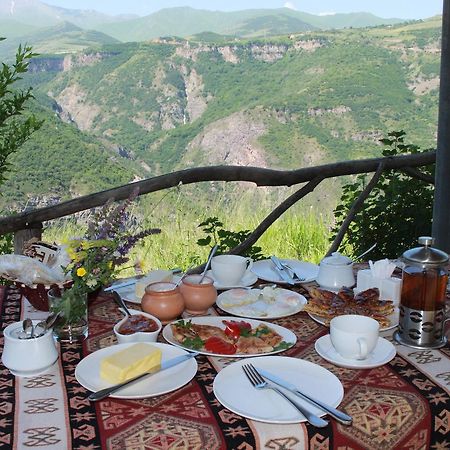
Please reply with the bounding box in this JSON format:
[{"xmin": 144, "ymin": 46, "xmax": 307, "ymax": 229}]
[{"xmin": 0, "ymin": 284, "xmax": 449, "ymax": 450}]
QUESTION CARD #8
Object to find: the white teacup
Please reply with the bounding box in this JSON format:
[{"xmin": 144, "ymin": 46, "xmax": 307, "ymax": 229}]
[
  {"xmin": 211, "ymin": 254, "xmax": 253, "ymax": 286},
  {"xmin": 330, "ymin": 315, "xmax": 379, "ymax": 360}
]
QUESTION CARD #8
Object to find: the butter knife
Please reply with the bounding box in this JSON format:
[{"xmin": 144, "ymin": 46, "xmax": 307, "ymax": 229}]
[
  {"xmin": 257, "ymin": 368, "xmax": 352, "ymax": 425},
  {"xmin": 270, "ymin": 256, "xmax": 296, "ymax": 285},
  {"xmin": 104, "ymin": 269, "xmax": 183, "ymax": 292},
  {"xmin": 88, "ymin": 352, "xmax": 198, "ymax": 401}
]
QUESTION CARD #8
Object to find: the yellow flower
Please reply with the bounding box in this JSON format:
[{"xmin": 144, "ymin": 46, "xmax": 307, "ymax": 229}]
[{"xmin": 76, "ymin": 267, "xmax": 87, "ymax": 277}]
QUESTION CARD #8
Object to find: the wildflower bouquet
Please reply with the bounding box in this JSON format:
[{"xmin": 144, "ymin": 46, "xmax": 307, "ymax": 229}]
[{"xmin": 50, "ymin": 192, "xmax": 160, "ymax": 341}]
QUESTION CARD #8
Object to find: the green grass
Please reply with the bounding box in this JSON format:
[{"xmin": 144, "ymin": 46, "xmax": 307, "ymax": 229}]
[{"xmin": 42, "ymin": 198, "xmax": 330, "ymax": 279}]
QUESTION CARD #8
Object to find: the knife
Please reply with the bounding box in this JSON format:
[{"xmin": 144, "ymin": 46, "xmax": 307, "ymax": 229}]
[
  {"xmin": 88, "ymin": 352, "xmax": 198, "ymax": 401},
  {"xmin": 270, "ymin": 256, "xmax": 296, "ymax": 285},
  {"xmin": 257, "ymin": 368, "xmax": 352, "ymax": 425},
  {"xmin": 104, "ymin": 269, "xmax": 183, "ymax": 292}
]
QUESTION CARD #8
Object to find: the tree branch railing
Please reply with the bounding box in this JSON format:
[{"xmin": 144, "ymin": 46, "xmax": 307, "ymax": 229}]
[{"xmin": 0, "ymin": 151, "xmax": 436, "ymax": 255}]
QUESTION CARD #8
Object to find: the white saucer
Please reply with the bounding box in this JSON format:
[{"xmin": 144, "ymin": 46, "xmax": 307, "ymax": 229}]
[
  {"xmin": 206, "ymin": 270, "xmax": 257, "ymax": 290},
  {"xmin": 315, "ymin": 335, "xmax": 396, "ymax": 369}
]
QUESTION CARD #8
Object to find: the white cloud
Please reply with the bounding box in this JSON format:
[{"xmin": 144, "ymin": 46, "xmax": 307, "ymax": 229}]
[
  {"xmin": 318, "ymin": 11, "xmax": 337, "ymax": 16},
  {"xmin": 284, "ymin": 2, "xmax": 297, "ymax": 10}
]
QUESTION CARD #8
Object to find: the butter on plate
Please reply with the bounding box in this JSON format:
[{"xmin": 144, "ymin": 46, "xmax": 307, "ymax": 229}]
[{"xmin": 100, "ymin": 343, "xmax": 162, "ymax": 384}]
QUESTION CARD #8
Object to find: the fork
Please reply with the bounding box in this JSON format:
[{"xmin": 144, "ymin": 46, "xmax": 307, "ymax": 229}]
[
  {"xmin": 242, "ymin": 364, "xmax": 328, "ymax": 428},
  {"xmin": 281, "ymin": 262, "xmax": 306, "ymax": 282}
]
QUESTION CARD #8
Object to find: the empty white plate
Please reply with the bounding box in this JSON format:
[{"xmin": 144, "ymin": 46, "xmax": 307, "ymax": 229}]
[{"xmin": 213, "ymin": 355, "xmax": 343, "ymax": 423}]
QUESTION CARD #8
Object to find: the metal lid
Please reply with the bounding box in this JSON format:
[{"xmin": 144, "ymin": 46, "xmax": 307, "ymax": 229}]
[{"xmin": 402, "ymin": 236, "xmax": 449, "ymax": 268}]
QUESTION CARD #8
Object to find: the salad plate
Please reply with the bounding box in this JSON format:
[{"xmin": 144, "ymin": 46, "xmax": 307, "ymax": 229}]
[
  {"xmin": 75, "ymin": 342, "xmax": 197, "ymax": 399},
  {"xmin": 216, "ymin": 287, "xmax": 307, "ymax": 319},
  {"xmin": 213, "ymin": 355, "xmax": 343, "ymax": 423},
  {"xmin": 251, "ymin": 259, "xmax": 319, "ymax": 284},
  {"xmin": 162, "ymin": 316, "xmax": 296, "ymax": 357}
]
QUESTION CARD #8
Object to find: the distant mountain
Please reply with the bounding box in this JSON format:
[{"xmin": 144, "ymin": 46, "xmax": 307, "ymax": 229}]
[
  {"xmin": 0, "ymin": 22, "xmax": 119, "ymax": 60},
  {"xmin": 0, "ymin": 0, "xmax": 137, "ymax": 29},
  {"xmin": 0, "ymin": 17, "xmax": 440, "ymax": 211},
  {"xmin": 0, "ymin": 0, "xmax": 406, "ymax": 45},
  {"xmin": 93, "ymin": 7, "xmax": 403, "ymax": 42}
]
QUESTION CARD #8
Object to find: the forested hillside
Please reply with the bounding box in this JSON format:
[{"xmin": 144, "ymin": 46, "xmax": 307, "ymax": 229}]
[{"xmin": 0, "ymin": 17, "xmax": 441, "ymax": 213}]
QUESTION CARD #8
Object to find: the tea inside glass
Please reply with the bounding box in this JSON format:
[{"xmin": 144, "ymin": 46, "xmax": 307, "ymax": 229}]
[{"xmin": 401, "ymin": 266, "xmax": 448, "ymax": 311}]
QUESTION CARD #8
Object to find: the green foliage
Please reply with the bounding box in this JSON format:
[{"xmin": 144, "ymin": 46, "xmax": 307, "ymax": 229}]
[
  {"xmin": 197, "ymin": 216, "xmax": 265, "ymax": 260},
  {"xmin": 0, "ymin": 233, "xmax": 12, "ymax": 254},
  {"xmin": 0, "ymin": 39, "xmax": 43, "ymax": 187},
  {"xmin": 331, "ymin": 131, "xmax": 434, "ymax": 259}
]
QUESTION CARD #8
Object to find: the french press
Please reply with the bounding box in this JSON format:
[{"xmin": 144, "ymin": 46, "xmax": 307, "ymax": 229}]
[{"xmin": 394, "ymin": 236, "xmax": 449, "ymax": 349}]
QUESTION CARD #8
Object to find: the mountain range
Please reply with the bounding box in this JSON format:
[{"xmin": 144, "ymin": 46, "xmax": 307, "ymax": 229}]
[
  {"xmin": 0, "ymin": 0, "xmax": 407, "ymax": 56},
  {"xmin": 0, "ymin": 2, "xmax": 442, "ymax": 214}
]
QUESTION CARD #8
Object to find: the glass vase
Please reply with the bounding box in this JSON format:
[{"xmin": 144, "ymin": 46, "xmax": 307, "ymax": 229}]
[{"xmin": 48, "ymin": 287, "xmax": 88, "ymax": 343}]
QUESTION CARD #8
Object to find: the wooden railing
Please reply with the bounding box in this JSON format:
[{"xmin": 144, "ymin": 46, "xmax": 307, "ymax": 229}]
[{"xmin": 0, "ymin": 151, "xmax": 435, "ymax": 255}]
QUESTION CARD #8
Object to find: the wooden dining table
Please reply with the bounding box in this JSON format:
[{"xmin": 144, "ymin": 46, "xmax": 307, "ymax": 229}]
[{"xmin": 1, "ymin": 281, "xmax": 449, "ymax": 450}]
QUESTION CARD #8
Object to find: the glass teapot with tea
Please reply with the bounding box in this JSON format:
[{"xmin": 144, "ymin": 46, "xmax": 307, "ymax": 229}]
[{"xmin": 394, "ymin": 236, "xmax": 449, "ymax": 348}]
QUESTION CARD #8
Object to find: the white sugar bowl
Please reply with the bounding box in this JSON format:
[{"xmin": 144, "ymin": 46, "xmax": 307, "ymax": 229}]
[
  {"xmin": 1, "ymin": 321, "xmax": 59, "ymax": 377},
  {"xmin": 316, "ymin": 252, "xmax": 355, "ymax": 290}
]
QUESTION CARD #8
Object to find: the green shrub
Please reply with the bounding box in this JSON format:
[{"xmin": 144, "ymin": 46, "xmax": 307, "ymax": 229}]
[{"xmin": 332, "ymin": 131, "xmax": 434, "ymax": 259}]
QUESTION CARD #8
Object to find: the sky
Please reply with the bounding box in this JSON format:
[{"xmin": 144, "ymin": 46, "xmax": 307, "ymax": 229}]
[{"xmin": 42, "ymin": 1, "xmax": 443, "ymax": 21}]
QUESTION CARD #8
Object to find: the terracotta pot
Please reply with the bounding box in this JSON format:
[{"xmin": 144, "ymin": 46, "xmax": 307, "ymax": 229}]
[
  {"xmin": 141, "ymin": 282, "xmax": 184, "ymax": 324},
  {"xmin": 180, "ymin": 275, "xmax": 217, "ymax": 315}
]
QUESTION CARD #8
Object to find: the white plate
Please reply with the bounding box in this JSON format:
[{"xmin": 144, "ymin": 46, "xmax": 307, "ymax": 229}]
[
  {"xmin": 308, "ymin": 306, "xmax": 400, "ymax": 332},
  {"xmin": 216, "ymin": 288, "xmax": 307, "ymax": 319},
  {"xmin": 251, "ymin": 259, "xmax": 319, "ymax": 284},
  {"xmin": 315, "ymin": 335, "xmax": 396, "ymax": 369},
  {"xmin": 111, "ymin": 276, "xmax": 182, "ymax": 304},
  {"xmin": 213, "ymin": 355, "xmax": 343, "ymax": 423},
  {"xmin": 75, "ymin": 342, "xmax": 197, "ymax": 399},
  {"xmin": 162, "ymin": 316, "xmax": 297, "ymax": 357},
  {"xmin": 205, "ymin": 270, "xmax": 258, "ymax": 290}
]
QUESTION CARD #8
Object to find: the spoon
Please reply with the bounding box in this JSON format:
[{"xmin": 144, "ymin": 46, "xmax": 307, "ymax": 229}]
[
  {"xmin": 174, "ymin": 262, "xmax": 196, "ymax": 288},
  {"xmin": 33, "ymin": 321, "xmax": 47, "ymax": 337},
  {"xmin": 33, "ymin": 312, "xmax": 61, "ymax": 337},
  {"xmin": 111, "ymin": 291, "xmax": 132, "ymax": 317},
  {"xmin": 354, "ymin": 243, "xmax": 377, "ymax": 262},
  {"xmin": 45, "ymin": 311, "xmax": 61, "ymax": 330},
  {"xmin": 199, "ymin": 244, "xmax": 218, "ymax": 283},
  {"xmin": 22, "ymin": 318, "xmax": 34, "ymax": 339}
]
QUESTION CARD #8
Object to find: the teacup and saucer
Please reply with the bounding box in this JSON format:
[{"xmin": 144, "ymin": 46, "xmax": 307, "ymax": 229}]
[
  {"xmin": 208, "ymin": 255, "xmax": 257, "ymax": 289},
  {"xmin": 314, "ymin": 315, "xmax": 396, "ymax": 369}
]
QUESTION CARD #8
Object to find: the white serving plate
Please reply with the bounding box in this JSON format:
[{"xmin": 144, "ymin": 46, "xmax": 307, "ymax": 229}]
[
  {"xmin": 216, "ymin": 287, "xmax": 307, "ymax": 319},
  {"xmin": 213, "ymin": 355, "xmax": 344, "ymax": 423},
  {"xmin": 75, "ymin": 342, "xmax": 197, "ymax": 399},
  {"xmin": 162, "ymin": 316, "xmax": 297, "ymax": 357}
]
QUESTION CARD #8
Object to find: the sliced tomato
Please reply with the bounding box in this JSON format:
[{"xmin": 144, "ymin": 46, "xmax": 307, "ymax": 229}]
[
  {"xmin": 204, "ymin": 336, "xmax": 237, "ymax": 354},
  {"xmin": 222, "ymin": 320, "xmax": 252, "ymax": 339}
]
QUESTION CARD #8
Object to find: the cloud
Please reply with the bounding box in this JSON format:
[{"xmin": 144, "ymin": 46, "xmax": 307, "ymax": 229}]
[
  {"xmin": 284, "ymin": 2, "xmax": 297, "ymax": 10},
  {"xmin": 318, "ymin": 11, "xmax": 337, "ymax": 16}
]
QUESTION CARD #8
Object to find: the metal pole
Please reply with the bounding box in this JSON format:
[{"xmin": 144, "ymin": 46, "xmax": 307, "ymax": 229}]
[{"xmin": 433, "ymin": 0, "xmax": 450, "ymax": 253}]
